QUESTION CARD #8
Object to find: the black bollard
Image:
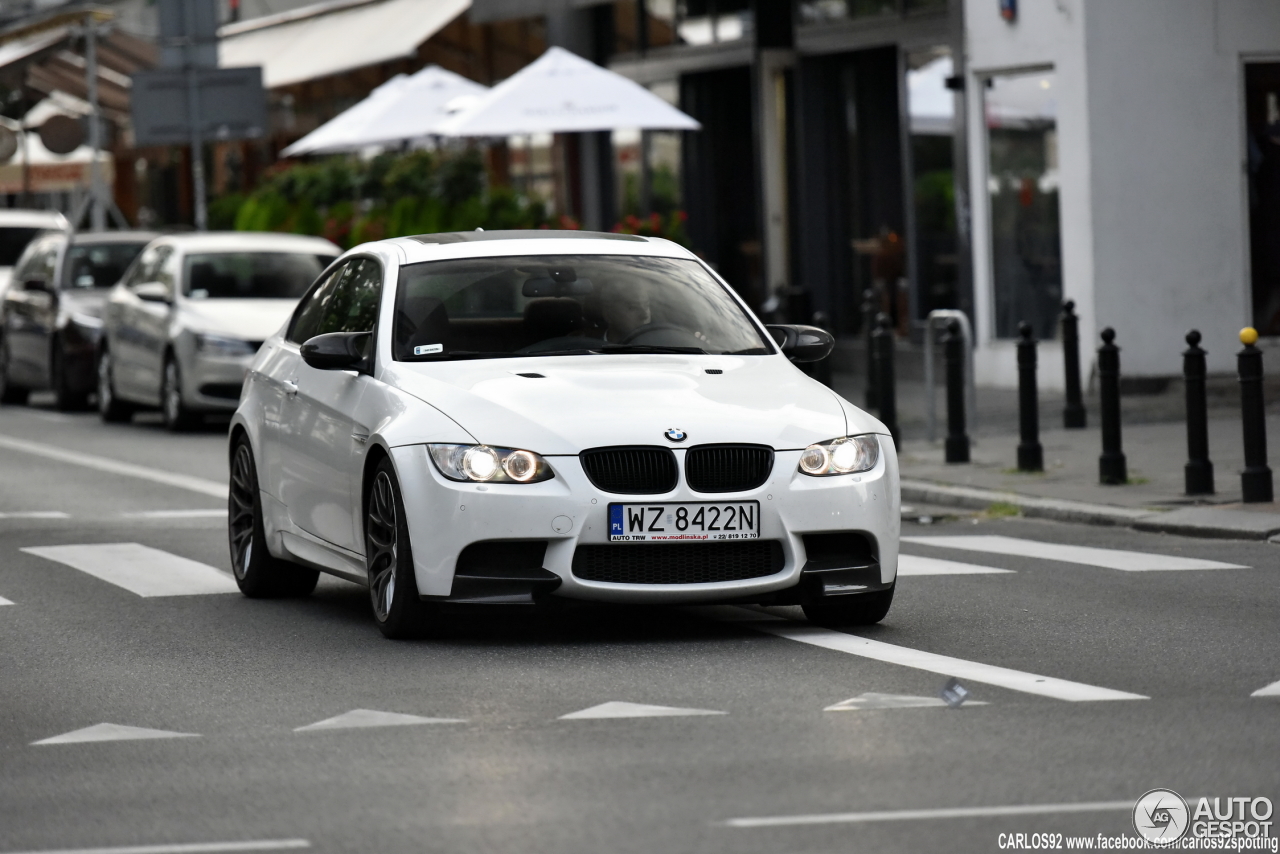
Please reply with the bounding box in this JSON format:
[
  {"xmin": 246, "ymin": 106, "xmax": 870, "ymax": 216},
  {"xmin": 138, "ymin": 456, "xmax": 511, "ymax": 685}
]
[
  {"xmin": 1182, "ymin": 330, "xmax": 1214, "ymax": 496},
  {"xmin": 1016, "ymin": 322, "xmax": 1043, "ymax": 472},
  {"xmin": 1061, "ymin": 300, "xmax": 1087, "ymax": 429},
  {"xmin": 943, "ymin": 319, "xmax": 970, "ymax": 463},
  {"xmin": 1237, "ymin": 327, "xmax": 1273, "ymax": 503},
  {"xmin": 873, "ymin": 312, "xmax": 899, "ymax": 447},
  {"xmin": 1097, "ymin": 327, "xmax": 1127, "ymax": 485},
  {"xmin": 863, "ymin": 289, "xmax": 879, "ymax": 409}
]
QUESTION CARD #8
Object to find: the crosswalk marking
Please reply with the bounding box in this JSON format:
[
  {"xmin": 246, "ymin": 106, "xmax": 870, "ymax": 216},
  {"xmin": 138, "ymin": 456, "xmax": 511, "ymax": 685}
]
[
  {"xmin": 22, "ymin": 544, "xmax": 239, "ymax": 597},
  {"xmin": 0, "ymin": 511, "xmax": 69, "ymax": 519},
  {"xmin": 750, "ymin": 622, "xmax": 1147, "ymax": 702},
  {"xmin": 825, "ymin": 692, "xmax": 989, "ymax": 711},
  {"xmin": 1251, "ymin": 680, "xmax": 1280, "ymax": 697},
  {"xmin": 0, "ymin": 433, "xmax": 228, "ymax": 498},
  {"xmin": 722, "ymin": 799, "xmax": 1136, "ymax": 828},
  {"xmin": 120, "ymin": 510, "xmax": 227, "ymax": 519},
  {"xmin": 0, "ymin": 840, "xmax": 310, "ymax": 854},
  {"xmin": 898, "ymin": 554, "xmax": 1014, "ymax": 576},
  {"xmin": 559, "ymin": 701, "xmax": 726, "ymax": 719},
  {"xmin": 295, "ymin": 709, "xmax": 466, "ymax": 732},
  {"xmin": 901, "ymin": 534, "xmax": 1247, "ymax": 571},
  {"xmin": 0, "ymin": 595, "xmax": 13, "ymax": 605},
  {"xmin": 33, "ymin": 723, "xmax": 199, "ymax": 745}
]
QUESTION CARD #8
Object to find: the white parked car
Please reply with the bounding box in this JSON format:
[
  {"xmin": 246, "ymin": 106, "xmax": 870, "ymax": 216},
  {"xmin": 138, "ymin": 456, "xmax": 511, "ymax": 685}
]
[
  {"xmin": 98, "ymin": 232, "xmax": 340, "ymax": 429},
  {"xmin": 0, "ymin": 209, "xmax": 69, "ymax": 298},
  {"xmin": 229, "ymin": 231, "xmax": 899, "ymax": 638}
]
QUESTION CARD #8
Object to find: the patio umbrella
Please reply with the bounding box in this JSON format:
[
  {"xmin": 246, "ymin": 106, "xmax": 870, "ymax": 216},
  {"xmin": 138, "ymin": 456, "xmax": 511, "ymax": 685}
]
[
  {"xmin": 436, "ymin": 46, "xmax": 700, "ymax": 137},
  {"xmin": 282, "ymin": 66, "xmax": 488, "ymax": 156}
]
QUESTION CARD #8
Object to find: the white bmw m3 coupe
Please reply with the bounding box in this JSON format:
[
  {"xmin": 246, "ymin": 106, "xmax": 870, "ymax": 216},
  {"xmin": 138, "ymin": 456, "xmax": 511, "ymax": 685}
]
[{"xmin": 229, "ymin": 230, "xmax": 899, "ymax": 638}]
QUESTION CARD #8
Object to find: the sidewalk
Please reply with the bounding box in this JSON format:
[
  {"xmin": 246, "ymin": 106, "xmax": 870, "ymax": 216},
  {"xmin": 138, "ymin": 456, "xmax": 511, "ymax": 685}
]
[{"xmin": 829, "ymin": 372, "xmax": 1280, "ymax": 541}]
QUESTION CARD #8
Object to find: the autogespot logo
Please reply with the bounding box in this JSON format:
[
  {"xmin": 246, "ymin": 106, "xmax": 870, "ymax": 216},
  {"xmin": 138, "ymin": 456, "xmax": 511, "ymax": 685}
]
[
  {"xmin": 1134, "ymin": 789, "xmax": 1190, "ymax": 845},
  {"xmin": 664, "ymin": 428, "xmax": 686, "ymax": 442}
]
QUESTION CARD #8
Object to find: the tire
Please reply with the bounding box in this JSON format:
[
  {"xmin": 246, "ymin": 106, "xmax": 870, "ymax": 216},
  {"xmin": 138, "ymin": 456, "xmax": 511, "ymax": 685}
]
[
  {"xmin": 365, "ymin": 457, "xmax": 437, "ymax": 639},
  {"xmin": 802, "ymin": 583, "xmax": 895, "ymax": 627},
  {"xmin": 228, "ymin": 438, "xmax": 319, "ymax": 598},
  {"xmin": 162, "ymin": 356, "xmax": 199, "ymax": 431},
  {"xmin": 97, "ymin": 348, "xmax": 134, "ymax": 423},
  {"xmin": 0, "ymin": 337, "xmax": 29, "ymax": 405},
  {"xmin": 52, "ymin": 343, "xmax": 89, "ymax": 411}
]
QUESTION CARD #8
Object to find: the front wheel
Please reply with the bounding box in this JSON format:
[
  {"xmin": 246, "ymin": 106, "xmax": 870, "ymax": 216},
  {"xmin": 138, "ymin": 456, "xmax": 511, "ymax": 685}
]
[
  {"xmin": 802, "ymin": 583, "xmax": 895, "ymax": 627},
  {"xmin": 228, "ymin": 439, "xmax": 318, "ymax": 598},
  {"xmin": 52, "ymin": 343, "xmax": 89, "ymax": 411},
  {"xmin": 366, "ymin": 458, "xmax": 436, "ymax": 639},
  {"xmin": 162, "ymin": 357, "xmax": 198, "ymax": 431},
  {"xmin": 0, "ymin": 337, "xmax": 29, "ymax": 405},
  {"xmin": 97, "ymin": 349, "xmax": 134, "ymax": 422}
]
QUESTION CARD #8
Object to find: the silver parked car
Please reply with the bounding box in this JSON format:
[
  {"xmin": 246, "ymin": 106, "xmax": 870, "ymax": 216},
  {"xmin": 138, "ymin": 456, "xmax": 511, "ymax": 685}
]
[{"xmin": 98, "ymin": 232, "xmax": 340, "ymax": 429}]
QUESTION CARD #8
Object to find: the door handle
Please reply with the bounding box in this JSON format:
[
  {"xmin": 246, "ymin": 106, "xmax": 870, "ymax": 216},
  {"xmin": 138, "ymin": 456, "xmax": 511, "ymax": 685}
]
[{"xmin": 282, "ymin": 379, "xmax": 298, "ymax": 396}]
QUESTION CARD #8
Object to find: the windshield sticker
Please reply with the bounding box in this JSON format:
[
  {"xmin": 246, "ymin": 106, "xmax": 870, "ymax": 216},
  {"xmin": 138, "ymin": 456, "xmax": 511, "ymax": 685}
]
[{"xmin": 414, "ymin": 344, "xmax": 443, "ymax": 356}]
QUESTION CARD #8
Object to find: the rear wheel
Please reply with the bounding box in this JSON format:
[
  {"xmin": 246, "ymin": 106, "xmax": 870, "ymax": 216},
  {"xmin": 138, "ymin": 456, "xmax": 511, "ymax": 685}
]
[
  {"xmin": 802, "ymin": 583, "xmax": 895, "ymax": 627},
  {"xmin": 366, "ymin": 458, "xmax": 436, "ymax": 639},
  {"xmin": 0, "ymin": 337, "xmax": 29, "ymax": 405},
  {"xmin": 228, "ymin": 438, "xmax": 318, "ymax": 598},
  {"xmin": 97, "ymin": 348, "xmax": 134, "ymax": 422},
  {"xmin": 162, "ymin": 356, "xmax": 198, "ymax": 431},
  {"xmin": 52, "ymin": 343, "xmax": 89, "ymax": 411}
]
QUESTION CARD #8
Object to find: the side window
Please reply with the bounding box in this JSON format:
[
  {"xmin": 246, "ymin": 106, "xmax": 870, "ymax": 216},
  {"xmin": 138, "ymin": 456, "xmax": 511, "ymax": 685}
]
[
  {"xmin": 14, "ymin": 240, "xmax": 54, "ymax": 284},
  {"xmin": 288, "ymin": 262, "xmax": 349, "ymax": 344},
  {"xmin": 153, "ymin": 247, "xmax": 178, "ymax": 295},
  {"xmin": 125, "ymin": 245, "xmax": 164, "ymax": 289}
]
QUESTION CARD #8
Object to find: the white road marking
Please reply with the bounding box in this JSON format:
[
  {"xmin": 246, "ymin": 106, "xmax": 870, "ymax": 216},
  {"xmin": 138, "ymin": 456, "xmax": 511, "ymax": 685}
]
[
  {"xmin": 722, "ymin": 799, "xmax": 1136, "ymax": 828},
  {"xmin": 751, "ymin": 623, "xmax": 1147, "ymax": 702},
  {"xmin": 0, "ymin": 595, "xmax": 13, "ymax": 605},
  {"xmin": 0, "ymin": 434, "xmax": 227, "ymax": 499},
  {"xmin": 120, "ymin": 510, "xmax": 227, "ymax": 519},
  {"xmin": 0, "ymin": 840, "xmax": 309, "ymax": 854},
  {"xmin": 898, "ymin": 554, "xmax": 1014, "ymax": 576},
  {"xmin": 22, "ymin": 544, "xmax": 239, "ymax": 597},
  {"xmin": 33, "ymin": 723, "xmax": 199, "ymax": 745},
  {"xmin": 0, "ymin": 511, "xmax": 69, "ymax": 519},
  {"xmin": 901, "ymin": 534, "xmax": 1247, "ymax": 571},
  {"xmin": 559, "ymin": 701, "xmax": 726, "ymax": 720},
  {"xmin": 1251, "ymin": 680, "xmax": 1280, "ymax": 697},
  {"xmin": 824, "ymin": 692, "xmax": 988, "ymax": 711},
  {"xmin": 295, "ymin": 709, "xmax": 466, "ymax": 732}
]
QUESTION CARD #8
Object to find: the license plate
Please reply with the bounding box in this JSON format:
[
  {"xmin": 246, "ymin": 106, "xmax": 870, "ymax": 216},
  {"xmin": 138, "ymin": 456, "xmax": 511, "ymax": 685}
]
[{"xmin": 608, "ymin": 502, "xmax": 761, "ymax": 542}]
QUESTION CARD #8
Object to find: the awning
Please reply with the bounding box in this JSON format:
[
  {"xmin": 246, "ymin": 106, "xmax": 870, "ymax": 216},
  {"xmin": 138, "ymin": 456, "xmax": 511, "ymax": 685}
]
[
  {"xmin": 0, "ymin": 133, "xmax": 114, "ymax": 195},
  {"xmin": 437, "ymin": 46, "xmax": 700, "ymax": 137},
  {"xmin": 219, "ymin": 0, "xmax": 471, "ymax": 90},
  {"xmin": 0, "ymin": 28, "xmax": 67, "ymax": 72}
]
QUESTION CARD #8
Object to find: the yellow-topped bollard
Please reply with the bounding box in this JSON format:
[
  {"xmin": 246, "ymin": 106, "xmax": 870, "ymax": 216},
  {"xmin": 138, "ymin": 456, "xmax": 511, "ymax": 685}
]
[{"xmin": 1241, "ymin": 327, "xmax": 1259, "ymax": 346}]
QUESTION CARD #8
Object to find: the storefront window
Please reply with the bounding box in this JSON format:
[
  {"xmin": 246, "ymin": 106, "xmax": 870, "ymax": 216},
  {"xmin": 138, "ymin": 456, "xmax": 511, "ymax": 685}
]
[
  {"xmin": 984, "ymin": 68, "xmax": 1062, "ymax": 340},
  {"xmin": 907, "ymin": 48, "xmax": 958, "ymax": 318},
  {"xmin": 797, "ymin": 0, "xmax": 946, "ymax": 25},
  {"xmin": 612, "ymin": 81, "xmax": 683, "ymax": 228},
  {"xmin": 1246, "ymin": 62, "xmax": 1280, "ymax": 335},
  {"xmin": 675, "ymin": 0, "xmax": 752, "ymax": 45}
]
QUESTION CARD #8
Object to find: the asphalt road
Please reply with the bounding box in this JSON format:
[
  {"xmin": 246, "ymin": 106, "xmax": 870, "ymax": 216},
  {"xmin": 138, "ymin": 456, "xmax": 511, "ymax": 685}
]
[{"xmin": 0, "ymin": 399, "xmax": 1277, "ymax": 854}]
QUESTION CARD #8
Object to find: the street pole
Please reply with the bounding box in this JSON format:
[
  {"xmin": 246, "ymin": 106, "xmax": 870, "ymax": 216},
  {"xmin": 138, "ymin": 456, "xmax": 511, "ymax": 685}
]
[
  {"xmin": 1097, "ymin": 327, "xmax": 1127, "ymax": 485},
  {"xmin": 1182, "ymin": 329, "xmax": 1214, "ymax": 496},
  {"xmin": 943, "ymin": 319, "xmax": 970, "ymax": 463},
  {"xmin": 184, "ymin": 0, "xmax": 207, "ymax": 231},
  {"xmin": 1016, "ymin": 322, "xmax": 1043, "ymax": 472},
  {"xmin": 1061, "ymin": 300, "xmax": 1086, "ymax": 428},
  {"xmin": 1237, "ymin": 326, "xmax": 1272, "ymax": 503},
  {"xmin": 84, "ymin": 13, "xmax": 106, "ymax": 232}
]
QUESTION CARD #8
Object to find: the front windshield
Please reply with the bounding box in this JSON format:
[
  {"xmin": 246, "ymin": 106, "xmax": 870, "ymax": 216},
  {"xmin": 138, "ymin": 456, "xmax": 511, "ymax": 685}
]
[
  {"xmin": 184, "ymin": 252, "xmax": 334, "ymax": 299},
  {"xmin": 393, "ymin": 254, "xmax": 774, "ymax": 360},
  {"xmin": 62, "ymin": 242, "xmax": 148, "ymax": 290},
  {"xmin": 0, "ymin": 227, "xmax": 45, "ymax": 267}
]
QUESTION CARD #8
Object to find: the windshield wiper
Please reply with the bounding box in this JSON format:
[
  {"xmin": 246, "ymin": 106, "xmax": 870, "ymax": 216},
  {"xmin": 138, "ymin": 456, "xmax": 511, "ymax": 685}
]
[
  {"xmin": 725, "ymin": 347, "xmax": 772, "ymax": 355},
  {"xmin": 595, "ymin": 344, "xmax": 706, "ymax": 355}
]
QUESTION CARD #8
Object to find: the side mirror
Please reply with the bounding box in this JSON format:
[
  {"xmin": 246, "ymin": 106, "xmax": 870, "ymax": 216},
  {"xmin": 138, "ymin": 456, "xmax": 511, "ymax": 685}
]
[
  {"xmin": 23, "ymin": 279, "xmax": 49, "ymax": 293},
  {"xmin": 767, "ymin": 324, "xmax": 835, "ymax": 363},
  {"xmin": 133, "ymin": 282, "xmax": 171, "ymax": 304},
  {"xmin": 301, "ymin": 331, "xmax": 372, "ymax": 372}
]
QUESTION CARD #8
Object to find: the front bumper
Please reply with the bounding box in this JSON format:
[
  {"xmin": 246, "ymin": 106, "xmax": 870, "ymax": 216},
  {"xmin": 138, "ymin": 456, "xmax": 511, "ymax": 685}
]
[
  {"xmin": 390, "ymin": 441, "xmax": 901, "ymax": 604},
  {"xmin": 181, "ymin": 349, "xmax": 253, "ymax": 411}
]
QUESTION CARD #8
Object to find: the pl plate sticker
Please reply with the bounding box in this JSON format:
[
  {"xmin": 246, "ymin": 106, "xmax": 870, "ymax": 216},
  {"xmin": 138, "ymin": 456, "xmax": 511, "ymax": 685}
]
[{"xmin": 414, "ymin": 344, "xmax": 443, "ymax": 356}]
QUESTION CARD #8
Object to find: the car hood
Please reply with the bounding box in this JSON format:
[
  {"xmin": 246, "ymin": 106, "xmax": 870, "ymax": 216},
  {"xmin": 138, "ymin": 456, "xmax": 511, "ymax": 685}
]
[
  {"xmin": 61, "ymin": 288, "xmax": 111, "ymax": 318},
  {"xmin": 385, "ymin": 354, "xmax": 885, "ymax": 454},
  {"xmin": 179, "ymin": 299, "xmax": 296, "ymax": 342}
]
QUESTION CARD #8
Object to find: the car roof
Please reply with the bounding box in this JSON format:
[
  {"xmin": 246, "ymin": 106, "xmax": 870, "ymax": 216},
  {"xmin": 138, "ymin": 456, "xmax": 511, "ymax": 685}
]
[
  {"xmin": 0, "ymin": 209, "xmax": 69, "ymax": 229},
  {"xmin": 385, "ymin": 230, "xmax": 695, "ymax": 265},
  {"xmin": 152, "ymin": 231, "xmax": 341, "ymax": 254}
]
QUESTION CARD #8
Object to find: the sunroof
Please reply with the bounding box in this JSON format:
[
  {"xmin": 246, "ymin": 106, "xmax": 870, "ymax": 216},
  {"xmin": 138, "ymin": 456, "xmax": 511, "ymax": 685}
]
[{"xmin": 407, "ymin": 230, "xmax": 648, "ymax": 244}]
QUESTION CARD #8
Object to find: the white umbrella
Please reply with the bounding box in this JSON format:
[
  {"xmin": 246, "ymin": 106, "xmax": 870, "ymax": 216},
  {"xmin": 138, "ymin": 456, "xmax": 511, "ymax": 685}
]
[
  {"xmin": 437, "ymin": 46, "xmax": 700, "ymax": 137},
  {"xmin": 329, "ymin": 65, "xmax": 489, "ymax": 148},
  {"xmin": 282, "ymin": 73, "xmax": 409, "ymax": 156}
]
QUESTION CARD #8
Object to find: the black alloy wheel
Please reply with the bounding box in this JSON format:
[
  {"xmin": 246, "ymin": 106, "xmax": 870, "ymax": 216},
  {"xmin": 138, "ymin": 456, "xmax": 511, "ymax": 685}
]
[
  {"xmin": 97, "ymin": 348, "xmax": 133, "ymax": 422},
  {"xmin": 162, "ymin": 356, "xmax": 198, "ymax": 431},
  {"xmin": 801, "ymin": 583, "xmax": 895, "ymax": 627},
  {"xmin": 52, "ymin": 341, "xmax": 89, "ymax": 411},
  {"xmin": 228, "ymin": 438, "xmax": 318, "ymax": 598},
  {"xmin": 0, "ymin": 336, "xmax": 29, "ymax": 405},
  {"xmin": 366, "ymin": 457, "xmax": 436, "ymax": 639}
]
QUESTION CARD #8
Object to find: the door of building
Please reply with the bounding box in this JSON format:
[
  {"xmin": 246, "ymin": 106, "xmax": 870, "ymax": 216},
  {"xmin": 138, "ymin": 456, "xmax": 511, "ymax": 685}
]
[{"xmin": 1246, "ymin": 62, "xmax": 1280, "ymax": 336}]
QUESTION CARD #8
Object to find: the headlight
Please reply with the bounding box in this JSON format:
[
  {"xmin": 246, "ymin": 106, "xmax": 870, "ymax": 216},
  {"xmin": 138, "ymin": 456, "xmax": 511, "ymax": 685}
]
[
  {"xmin": 195, "ymin": 333, "xmax": 257, "ymax": 357},
  {"xmin": 428, "ymin": 444, "xmax": 554, "ymax": 483},
  {"xmin": 798, "ymin": 435, "xmax": 879, "ymax": 476}
]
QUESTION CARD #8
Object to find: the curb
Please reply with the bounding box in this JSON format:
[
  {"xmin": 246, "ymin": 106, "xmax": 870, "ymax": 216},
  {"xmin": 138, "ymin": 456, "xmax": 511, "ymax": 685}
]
[{"xmin": 899, "ymin": 479, "xmax": 1280, "ymax": 541}]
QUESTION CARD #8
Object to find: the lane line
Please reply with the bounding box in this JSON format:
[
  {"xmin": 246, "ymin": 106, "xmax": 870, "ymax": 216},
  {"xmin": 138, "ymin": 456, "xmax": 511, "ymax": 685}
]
[
  {"xmin": 751, "ymin": 622, "xmax": 1147, "ymax": 702},
  {"xmin": 295, "ymin": 709, "xmax": 466, "ymax": 732},
  {"xmin": 560, "ymin": 701, "xmax": 726, "ymax": 720},
  {"xmin": 0, "ymin": 434, "xmax": 227, "ymax": 499},
  {"xmin": 120, "ymin": 510, "xmax": 226, "ymax": 519},
  {"xmin": 0, "ymin": 840, "xmax": 310, "ymax": 854},
  {"xmin": 33, "ymin": 723, "xmax": 199, "ymax": 745},
  {"xmin": 898, "ymin": 554, "xmax": 1014, "ymax": 576},
  {"xmin": 901, "ymin": 534, "xmax": 1247, "ymax": 571},
  {"xmin": 22, "ymin": 544, "xmax": 239, "ymax": 597},
  {"xmin": 0, "ymin": 595, "xmax": 13, "ymax": 605},
  {"xmin": 722, "ymin": 799, "xmax": 1135, "ymax": 828},
  {"xmin": 1251, "ymin": 680, "xmax": 1280, "ymax": 697},
  {"xmin": 0, "ymin": 512, "xmax": 70, "ymax": 519}
]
